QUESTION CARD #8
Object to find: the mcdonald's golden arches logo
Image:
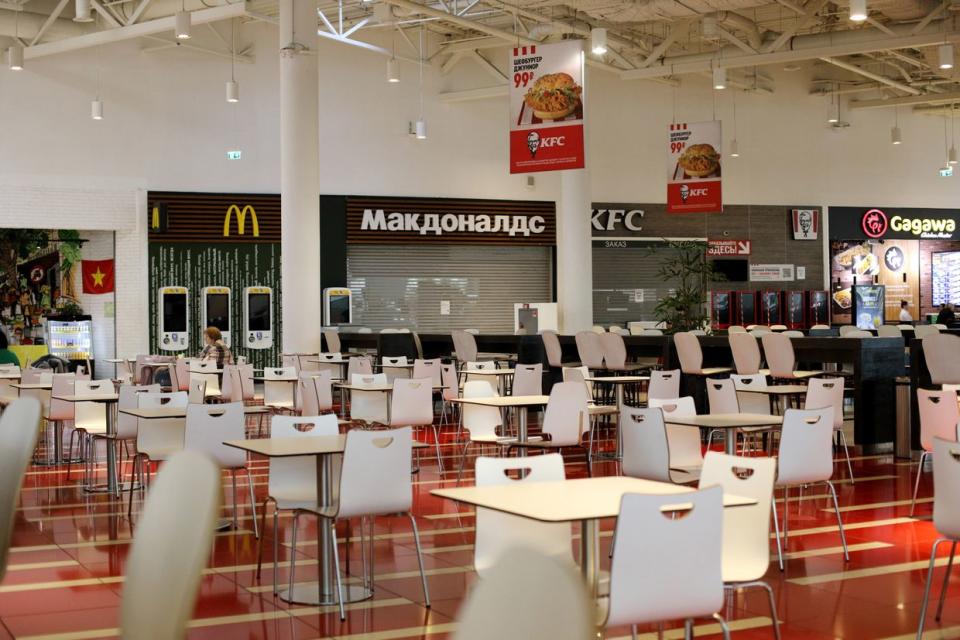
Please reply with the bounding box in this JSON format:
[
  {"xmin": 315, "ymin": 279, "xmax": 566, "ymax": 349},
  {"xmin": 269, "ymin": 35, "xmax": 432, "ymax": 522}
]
[{"xmin": 224, "ymin": 205, "xmax": 259, "ymax": 237}]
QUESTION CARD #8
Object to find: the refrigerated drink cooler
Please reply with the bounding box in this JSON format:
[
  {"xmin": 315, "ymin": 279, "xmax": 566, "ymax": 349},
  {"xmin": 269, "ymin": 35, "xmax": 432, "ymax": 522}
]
[
  {"xmin": 45, "ymin": 314, "xmax": 94, "ymax": 374},
  {"xmin": 736, "ymin": 291, "xmax": 758, "ymax": 327},
  {"xmin": 785, "ymin": 291, "xmax": 806, "ymax": 329},
  {"xmin": 710, "ymin": 291, "xmax": 734, "ymax": 330}
]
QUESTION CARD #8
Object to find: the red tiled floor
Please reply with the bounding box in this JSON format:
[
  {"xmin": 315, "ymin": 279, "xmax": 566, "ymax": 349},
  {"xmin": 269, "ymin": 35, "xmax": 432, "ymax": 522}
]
[{"xmin": 1, "ymin": 418, "xmax": 955, "ymax": 639}]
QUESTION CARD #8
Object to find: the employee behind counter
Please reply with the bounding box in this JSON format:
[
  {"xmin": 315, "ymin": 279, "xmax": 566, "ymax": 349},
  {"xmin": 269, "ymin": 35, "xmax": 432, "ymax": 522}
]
[{"xmin": 937, "ymin": 303, "xmax": 957, "ymax": 327}]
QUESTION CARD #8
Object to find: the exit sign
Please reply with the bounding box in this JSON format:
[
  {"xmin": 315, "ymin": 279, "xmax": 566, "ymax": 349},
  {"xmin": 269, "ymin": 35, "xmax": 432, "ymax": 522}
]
[{"xmin": 226, "ymin": 150, "xmax": 242, "ymax": 160}]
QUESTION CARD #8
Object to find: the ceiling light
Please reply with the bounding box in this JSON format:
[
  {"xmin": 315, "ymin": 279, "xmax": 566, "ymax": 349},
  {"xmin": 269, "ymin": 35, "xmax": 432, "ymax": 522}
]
[
  {"xmin": 891, "ymin": 126, "xmax": 901, "ymax": 144},
  {"xmin": 91, "ymin": 98, "xmax": 103, "ymax": 120},
  {"xmin": 387, "ymin": 57, "xmax": 400, "ymax": 83},
  {"xmin": 175, "ymin": 10, "xmax": 191, "ymax": 40},
  {"xmin": 730, "ymin": 139, "xmax": 739, "ymax": 157},
  {"xmin": 713, "ymin": 66, "xmax": 726, "ymax": 90},
  {"xmin": 951, "ymin": 145, "xmax": 958, "ymax": 164},
  {"xmin": 827, "ymin": 92, "xmax": 840, "ymax": 123},
  {"xmin": 939, "ymin": 43, "xmax": 954, "ymax": 70},
  {"xmin": 226, "ymin": 79, "xmax": 239, "ymax": 103},
  {"xmin": 591, "ymin": 27, "xmax": 607, "ymax": 55},
  {"xmin": 73, "ymin": 0, "xmax": 93, "ymax": 22},
  {"xmin": 415, "ymin": 118, "xmax": 426, "ymax": 140},
  {"xmin": 849, "ymin": 0, "xmax": 867, "ymax": 22},
  {"xmin": 7, "ymin": 45, "xmax": 23, "ymax": 71}
]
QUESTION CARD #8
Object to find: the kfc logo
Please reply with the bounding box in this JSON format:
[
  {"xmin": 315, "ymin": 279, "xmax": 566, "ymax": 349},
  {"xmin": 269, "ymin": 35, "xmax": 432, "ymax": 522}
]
[
  {"xmin": 679, "ymin": 185, "xmax": 690, "ymax": 202},
  {"xmin": 527, "ymin": 132, "xmax": 540, "ymax": 157},
  {"xmin": 862, "ymin": 209, "xmax": 889, "ymax": 239}
]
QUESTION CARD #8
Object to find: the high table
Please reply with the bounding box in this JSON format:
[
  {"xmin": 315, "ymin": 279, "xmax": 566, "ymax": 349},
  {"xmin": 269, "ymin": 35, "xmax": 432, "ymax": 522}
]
[
  {"xmin": 737, "ymin": 384, "xmax": 809, "ymax": 413},
  {"xmin": 53, "ymin": 393, "xmax": 120, "ymax": 495},
  {"xmin": 665, "ymin": 413, "xmax": 783, "ymax": 455},
  {"xmin": 225, "ymin": 435, "xmax": 428, "ymax": 606},
  {"xmin": 433, "ymin": 476, "xmax": 755, "ymax": 596},
  {"xmin": 585, "ymin": 375, "xmax": 650, "ymax": 458},
  {"xmin": 451, "ymin": 394, "xmax": 549, "ymax": 456}
]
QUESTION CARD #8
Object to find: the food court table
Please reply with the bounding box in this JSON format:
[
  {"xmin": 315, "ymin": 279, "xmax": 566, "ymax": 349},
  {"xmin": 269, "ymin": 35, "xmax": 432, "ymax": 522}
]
[
  {"xmin": 737, "ymin": 384, "xmax": 809, "ymax": 413},
  {"xmin": 120, "ymin": 405, "xmax": 271, "ymax": 419},
  {"xmin": 665, "ymin": 413, "xmax": 784, "ymax": 455},
  {"xmin": 450, "ymin": 394, "xmax": 548, "ymax": 455},
  {"xmin": 433, "ymin": 476, "xmax": 755, "ymax": 596},
  {"xmin": 225, "ymin": 435, "xmax": 428, "ymax": 606},
  {"xmin": 53, "ymin": 393, "xmax": 120, "ymax": 495},
  {"xmin": 585, "ymin": 375, "xmax": 650, "ymax": 458}
]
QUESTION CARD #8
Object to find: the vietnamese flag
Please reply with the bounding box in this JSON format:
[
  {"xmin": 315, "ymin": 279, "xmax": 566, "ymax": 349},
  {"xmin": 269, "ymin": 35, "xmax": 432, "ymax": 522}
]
[{"xmin": 81, "ymin": 259, "xmax": 115, "ymax": 294}]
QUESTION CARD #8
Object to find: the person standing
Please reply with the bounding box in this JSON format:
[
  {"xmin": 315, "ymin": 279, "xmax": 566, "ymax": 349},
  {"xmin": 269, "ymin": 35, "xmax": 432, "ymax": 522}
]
[
  {"xmin": 937, "ymin": 303, "xmax": 956, "ymax": 326},
  {"xmin": 899, "ymin": 300, "xmax": 913, "ymax": 323},
  {"xmin": 200, "ymin": 326, "xmax": 233, "ymax": 368}
]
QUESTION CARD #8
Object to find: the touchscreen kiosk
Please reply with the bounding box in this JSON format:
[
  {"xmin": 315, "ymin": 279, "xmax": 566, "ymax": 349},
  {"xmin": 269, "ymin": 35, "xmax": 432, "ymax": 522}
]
[
  {"xmin": 244, "ymin": 286, "xmax": 273, "ymax": 349},
  {"xmin": 201, "ymin": 286, "xmax": 231, "ymax": 346},
  {"xmin": 158, "ymin": 286, "xmax": 189, "ymax": 351},
  {"xmin": 323, "ymin": 288, "xmax": 352, "ymax": 326}
]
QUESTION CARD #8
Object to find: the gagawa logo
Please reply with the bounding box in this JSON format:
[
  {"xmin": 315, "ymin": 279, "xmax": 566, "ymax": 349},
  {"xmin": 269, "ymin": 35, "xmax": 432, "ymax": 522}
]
[{"xmin": 861, "ymin": 208, "xmax": 956, "ymax": 238}]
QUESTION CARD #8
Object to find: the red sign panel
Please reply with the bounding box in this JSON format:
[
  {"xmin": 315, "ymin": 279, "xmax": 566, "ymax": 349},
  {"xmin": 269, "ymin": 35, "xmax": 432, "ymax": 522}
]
[
  {"xmin": 509, "ymin": 125, "xmax": 584, "ymax": 174},
  {"xmin": 667, "ymin": 180, "xmax": 722, "ymax": 214},
  {"xmin": 706, "ymin": 239, "xmax": 751, "ymax": 256}
]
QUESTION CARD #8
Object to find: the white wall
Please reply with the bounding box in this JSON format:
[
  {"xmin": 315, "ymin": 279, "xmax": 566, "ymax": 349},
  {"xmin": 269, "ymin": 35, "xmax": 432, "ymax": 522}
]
[{"xmin": 74, "ymin": 230, "xmax": 116, "ymax": 368}]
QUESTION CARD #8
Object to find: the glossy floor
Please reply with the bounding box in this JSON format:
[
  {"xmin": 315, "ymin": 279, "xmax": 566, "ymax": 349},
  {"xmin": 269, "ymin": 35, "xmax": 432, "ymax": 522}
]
[{"xmin": 0, "ymin": 417, "xmax": 953, "ymax": 639}]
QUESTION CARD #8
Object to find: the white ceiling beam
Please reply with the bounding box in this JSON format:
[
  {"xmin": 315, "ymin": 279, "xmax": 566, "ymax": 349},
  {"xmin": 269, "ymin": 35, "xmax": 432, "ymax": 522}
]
[
  {"xmin": 141, "ymin": 34, "xmax": 253, "ymax": 62},
  {"xmin": 865, "ymin": 17, "xmax": 896, "ymax": 37},
  {"xmin": 0, "ymin": 2, "xmax": 24, "ymax": 10},
  {"xmin": 341, "ymin": 16, "xmax": 368, "ymax": 39},
  {"xmin": 23, "ymin": 2, "xmax": 246, "ymax": 59},
  {"xmin": 90, "ymin": 0, "xmax": 121, "ymax": 28},
  {"xmin": 764, "ymin": 0, "xmax": 830, "ymax": 54},
  {"xmin": 439, "ymin": 36, "xmax": 508, "ymax": 53},
  {"xmin": 439, "ymin": 85, "xmax": 505, "ymax": 102},
  {"xmin": 439, "ymin": 50, "xmax": 462, "ymax": 73},
  {"xmin": 819, "ymin": 56, "xmax": 921, "ymax": 95},
  {"xmin": 125, "ymin": 0, "xmax": 152, "ymax": 25},
  {"xmin": 469, "ymin": 49, "xmax": 506, "ymax": 81},
  {"xmin": 318, "ymin": 8, "xmax": 336, "ymax": 35},
  {"xmin": 773, "ymin": 0, "xmax": 805, "ymax": 15},
  {"xmin": 639, "ymin": 18, "xmax": 691, "ymax": 68},
  {"xmin": 717, "ymin": 26, "xmax": 756, "ymax": 55},
  {"xmin": 29, "ymin": 0, "xmax": 69, "ymax": 46},
  {"xmin": 911, "ymin": 1, "xmax": 948, "ymax": 35},
  {"xmin": 315, "ymin": 29, "xmax": 421, "ymax": 64},
  {"xmin": 850, "ymin": 90, "xmax": 960, "ymax": 110}
]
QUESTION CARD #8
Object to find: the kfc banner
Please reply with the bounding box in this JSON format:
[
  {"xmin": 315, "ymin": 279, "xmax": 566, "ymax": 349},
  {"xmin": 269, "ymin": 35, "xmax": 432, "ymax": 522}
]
[
  {"xmin": 509, "ymin": 41, "xmax": 585, "ymax": 174},
  {"xmin": 792, "ymin": 209, "xmax": 820, "ymax": 240},
  {"xmin": 667, "ymin": 121, "xmax": 722, "ymax": 213}
]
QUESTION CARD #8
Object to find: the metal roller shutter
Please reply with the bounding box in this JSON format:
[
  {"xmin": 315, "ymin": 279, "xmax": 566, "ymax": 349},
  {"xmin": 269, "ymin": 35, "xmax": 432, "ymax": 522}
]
[
  {"xmin": 593, "ymin": 241, "xmax": 682, "ymax": 326},
  {"xmin": 347, "ymin": 244, "xmax": 552, "ymax": 332}
]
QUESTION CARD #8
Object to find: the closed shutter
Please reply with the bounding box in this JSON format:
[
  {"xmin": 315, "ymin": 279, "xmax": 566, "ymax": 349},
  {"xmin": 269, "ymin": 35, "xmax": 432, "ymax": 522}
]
[
  {"xmin": 347, "ymin": 244, "xmax": 552, "ymax": 332},
  {"xmin": 592, "ymin": 241, "xmax": 682, "ymax": 325}
]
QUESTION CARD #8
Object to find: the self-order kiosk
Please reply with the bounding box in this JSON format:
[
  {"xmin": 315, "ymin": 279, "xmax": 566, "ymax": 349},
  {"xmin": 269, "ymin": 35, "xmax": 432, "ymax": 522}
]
[
  {"xmin": 158, "ymin": 286, "xmax": 189, "ymax": 351},
  {"xmin": 201, "ymin": 286, "xmax": 231, "ymax": 346},
  {"xmin": 244, "ymin": 286, "xmax": 273, "ymax": 349}
]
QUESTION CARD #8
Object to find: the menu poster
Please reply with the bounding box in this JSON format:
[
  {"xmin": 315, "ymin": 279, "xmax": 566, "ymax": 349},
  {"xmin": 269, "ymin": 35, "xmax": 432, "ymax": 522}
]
[
  {"xmin": 509, "ymin": 41, "xmax": 585, "ymax": 174},
  {"xmin": 853, "ymin": 284, "xmax": 885, "ymax": 330},
  {"xmin": 830, "ymin": 239, "xmax": 919, "ymax": 323},
  {"xmin": 667, "ymin": 121, "xmax": 722, "ymax": 213}
]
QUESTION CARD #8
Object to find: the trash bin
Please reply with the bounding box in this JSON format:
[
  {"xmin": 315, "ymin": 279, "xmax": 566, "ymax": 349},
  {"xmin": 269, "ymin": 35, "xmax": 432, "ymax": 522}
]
[{"xmin": 895, "ymin": 377, "xmax": 912, "ymax": 460}]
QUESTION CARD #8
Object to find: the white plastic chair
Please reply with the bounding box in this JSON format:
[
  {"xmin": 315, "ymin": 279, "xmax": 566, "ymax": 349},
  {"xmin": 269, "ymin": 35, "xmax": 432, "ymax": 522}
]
[
  {"xmin": 877, "ymin": 325, "xmax": 902, "ymax": 338},
  {"xmin": 190, "ymin": 360, "xmax": 220, "ymax": 398},
  {"xmin": 296, "ymin": 428, "xmax": 429, "ymax": 620},
  {"xmin": 264, "ymin": 367, "xmax": 296, "ymax": 411},
  {"xmin": 119, "ymin": 450, "xmax": 220, "ymax": 640},
  {"xmin": 575, "ymin": 331, "xmax": 606, "ymax": 370},
  {"xmin": 452, "ymin": 329, "xmax": 479, "ymax": 364},
  {"xmin": 45, "ymin": 374, "xmax": 75, "ymax": 465},
  {"xmin": 925, "ymin": 333, "xmax": 960, "ymax": 385},
  {"xmin": 184, "ymin": 402, "xmax": 258, "ymax": 536},
  {"xmin": 913, "ymin": 389, "xmax": 960, "ymax": 516},
  {"xmin": 512, "ymin": 363, "xmax": 543, "ymax": 396},
  {"xmin": 127, "ymin": 391, "xmax": 188, "ymax": 517},
  {"xmin": 72, "ymin": 379, "xmax": 114, "ymax": 486},
  {"xmin": 314, "ymin": 352, "xmax": 344, "ymax": 380},
  {"xmin": 350, "ymin": 373, "xmax": 389, "ymax": 427},
  {"xmin": 917, "ymin": 437, "xmax": 960, "ymax": 638},
  {"xmin": 455, "ymin": 547, "xmax": 592, "ymax": 640},
  {"xmin": 509, "ymin": 381, "xmax": 593, "ymax": 475},
  {"xmin": 838, "ymin": 325, "xmax": 859, "ymax": 336},
  {"xmin": 346, "ymin": 355, "xmax": 373, "ymax": 380},
  {"xmin": 0, "ymin": 398, "xmax": 41, "ymax": 581},
  {"xmin": 389, "ymin": 378, "xmax": 441, "ymax": 470},
  {"xmin": 187, "ymin": 377, "xmax": 207, "ymax": 405},
  {"xmin": 675, "ymin": 332, "xmax": 730, "ymax": 376},
  {"xmin": 699, "ymin": 452, "xmax": 782, "ymax": 640},
  {"xmin": 648, "ymin": 396, "xmax": 703, "ymax": 479},
  {"xmin": 296, "ymin": 370, "xmax": 333, "ymax": 415},
  {"xmin": 381, "ymin": 356, "xmax": 410, "ymax": 383},
  {"xmin": 323, "ymin": 329, "xmax": 342, "ymax": 353},
  {"xmin": 413, "ymin": 358, "xmax": 443, "ymax": 386},
  {"xmin": 773, "ymin": 407, "xmax": 849, "ymax": 571},
  {"xmin": 439, "ymin": 363, "xmax": 459, "ymax": 426},
  {"xmin": 255, "ymin": 414, "xmax": 339, "ymax": 595},
  {"xmin": 472, "ymin": 454, "xmax": 572, "ymax": 576},
  {"xmin": 804, "ymin": 377, "xmax": 853, "ymax": 483},
  {"xmin": 621, "ymin": 406, "xmax": 698, "ymax": 484},
  {"xmin": 762, "ymin": 332, "xmax": 821, "ymax": 380},
  {"xmin": 600, "ymin": 485, "xmax": 729, "ymax": 638},
  {"xmin": 541, "ymin": 330, "xmax": 566, "ymax": 368},
  {"xmin": 456, "ymin": 380, "xmax": 510, "ymax": 482},
  {"xmin": 706, "ymin": 378, "xmax": 740, "ymax": 451},
  {"xmin": 647, "ymin": 369, "xmax": 680, "ymax": 401},
  {"xmin": 729, "ymin": 332, "xmax": 764, "ymax": 375}
]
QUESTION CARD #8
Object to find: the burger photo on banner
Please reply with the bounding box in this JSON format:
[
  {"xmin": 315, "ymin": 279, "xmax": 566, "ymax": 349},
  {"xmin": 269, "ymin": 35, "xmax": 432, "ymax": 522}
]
[
  {"xmin": 667, "ymin": 121, "xmax": 722, "ymax": 213},
  {"xmin": 509, "ymin": 40, "xmax": 585, "ymax": 174}
]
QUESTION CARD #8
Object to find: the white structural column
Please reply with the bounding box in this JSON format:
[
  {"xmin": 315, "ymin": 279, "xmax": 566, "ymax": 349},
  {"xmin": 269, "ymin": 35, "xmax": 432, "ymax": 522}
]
[
  {"xmin": 556, "ymin": 168, "xmax": 593, "ymax": 333},
  {"xmin": 280, "ymin": 0, "xmax": 321, "ymax": 353}
]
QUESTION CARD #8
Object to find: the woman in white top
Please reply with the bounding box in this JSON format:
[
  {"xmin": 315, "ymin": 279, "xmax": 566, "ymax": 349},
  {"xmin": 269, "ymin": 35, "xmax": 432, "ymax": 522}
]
[{"xmin": 899, "ymin": 300, "xmax": 913, "ymax": 323}]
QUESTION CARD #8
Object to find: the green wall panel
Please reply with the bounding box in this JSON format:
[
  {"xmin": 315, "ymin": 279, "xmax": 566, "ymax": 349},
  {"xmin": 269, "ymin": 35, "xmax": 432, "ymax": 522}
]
[{"xmin": 148, "ymin": 243, "xmax": 282, "ymax": 370}]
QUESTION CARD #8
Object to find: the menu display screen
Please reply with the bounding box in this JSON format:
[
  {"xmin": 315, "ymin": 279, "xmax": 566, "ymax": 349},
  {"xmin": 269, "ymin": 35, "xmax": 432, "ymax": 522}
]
[
  {"xmin": 932, "ymin": 251, "xmax": 960, "ymax": 306},
  {"xmin": 248, "ymin": 294, "xmax": 271, "ymax": 331},
  {"xmin": 206, "ymin": 294, "xmax": 229, "ymax": 331},
  {"xmin": 162, "ymin": 293, "xmax": 187, "ymax": 332},
  {"xmin": 853, "ymin": 284, "xmax": 885, "ymax": 330}
]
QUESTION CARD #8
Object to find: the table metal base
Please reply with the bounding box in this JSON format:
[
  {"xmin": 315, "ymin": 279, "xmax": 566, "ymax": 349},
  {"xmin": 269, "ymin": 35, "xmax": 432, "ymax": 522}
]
[{"xmin": 279, "ymin": 583, "xmax": 373, "ymax": 606}]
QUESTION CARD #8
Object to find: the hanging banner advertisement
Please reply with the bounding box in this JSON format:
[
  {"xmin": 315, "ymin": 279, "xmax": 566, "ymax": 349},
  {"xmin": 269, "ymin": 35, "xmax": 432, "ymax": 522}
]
[
  {"xmin": 667, "ymin": 121, "xmax": 722, "ymax": 213},
  {"xmin": 509, "ymin": 41, "xmax": 585, "ymax": 174}
]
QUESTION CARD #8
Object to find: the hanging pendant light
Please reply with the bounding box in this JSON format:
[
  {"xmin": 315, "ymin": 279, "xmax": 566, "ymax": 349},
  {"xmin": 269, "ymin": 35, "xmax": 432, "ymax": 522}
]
[
  {"xmin": 73, "ymin": 0, "xmax": 93, "ymax": 22},
  {"xmin": 712, "ymin": 66, "xmax": 726, "ymax": 90},
  {"xmin": 891, "ymin": 126, "xmax": 902, "ymax": 145},
  {"xmin": 415, "ymin": 118, "xmax": 426, "ymax": 139},
  {"xmin": 7, "ymin": 45, "xmax": 23, "ymax": 71},
  {"xmin": 91, "ymin": 98, "xmax": 103, "ymax": 120},
  {"xmin": 590, "ymin": 27, "xmax": 607, "ymax": 55},
  {"xmin": 939, "ymin": 44, "xmax": 954, "ymax": 70},
  {"xmin": 225, "ymin": 20, "xmax": 238, "ymax": 102},
  {"xmin": 225, "ymin": 80, "xmax": 239, "ymax": 103},
  {"xmin": 175, "ymin": 9, "xmax": 191, "ymax": 40},
  {"xmin": 849, "ymin": 0, "xmax": 867, "ymax": 22},
  {"xmin": 730, "ymin": 139, "xmax": 740, "ymax": 157},
  {"xmin": 387, "ymin": 57, "xmax": 400, "ymax": 83}
]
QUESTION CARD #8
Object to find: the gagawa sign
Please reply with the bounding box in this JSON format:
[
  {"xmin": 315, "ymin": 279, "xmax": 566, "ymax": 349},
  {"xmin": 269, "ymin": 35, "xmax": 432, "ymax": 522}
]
[{"xmin": 830, "ymin": 206, "xmax": 960, "ymax": 241}]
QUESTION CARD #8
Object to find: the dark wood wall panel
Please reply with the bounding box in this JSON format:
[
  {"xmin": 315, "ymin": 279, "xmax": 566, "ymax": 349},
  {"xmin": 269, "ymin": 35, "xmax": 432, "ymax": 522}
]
[{"xmin": 148, "ymin": 191, "xmax": 280, "ymax": 243}]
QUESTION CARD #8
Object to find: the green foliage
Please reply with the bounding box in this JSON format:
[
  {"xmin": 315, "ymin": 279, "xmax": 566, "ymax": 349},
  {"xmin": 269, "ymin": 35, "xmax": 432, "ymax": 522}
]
[
  {"xmin": 0, "ymin": 229, "xmax": 50, "ymax": 259},
  {"xmin": 650, "ymin": 240, "xmax": 719, "ymax": 334},
  {"xmin": 57, "ymin": 230, "xmax": 83, "ymax": 273}
]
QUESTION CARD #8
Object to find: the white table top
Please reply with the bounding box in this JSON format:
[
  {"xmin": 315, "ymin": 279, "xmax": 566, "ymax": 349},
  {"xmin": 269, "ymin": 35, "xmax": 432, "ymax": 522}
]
[
  {"xmin": 585, "ymin": 375, "xmax": 651, "ymax": 383},
  {"xmin": 306, "ymin": 359, "xmax": 349, "ymax": 364},
  {"xmin": 433, "ymin": 476, "xmax": 755, "ymax": 523},
  {"xmin": 737, "ymin": 384, "xmax": 809, "ymax": 395},
  {"xmin": 464, "ymin": 369, "xmax": 515, "ymax": 376},
  {"xmin": 120, "ymin": 405, "xmax": 270, "ymax": 419},
  {"xmin": 450, "ymin": 394, "xmax": 549, "ymax": 408},
  {"xmin": 224, "ymin": 435, "xmax": 428, "ymax": 457},
  {"xmin": 53, "ymin": 394, "xmax": 119, "ymax": 403},
  {"xmin": 335, "ymin": 383, "xmax": 444, "ymax": 392},
  {"xmin": 254, "ymin": 377, "xmax": 298, "ymax": 382},
  {"xmin": 12, "ymin": 383, "xmax": 52, "ymax": 390},
  {"xmin": 664, "ymin": 413, "xmax": 784, "ymax": 430},
  {"xmin": 0, "ymin": 373, "xmax": 21, "ymax": 380}
]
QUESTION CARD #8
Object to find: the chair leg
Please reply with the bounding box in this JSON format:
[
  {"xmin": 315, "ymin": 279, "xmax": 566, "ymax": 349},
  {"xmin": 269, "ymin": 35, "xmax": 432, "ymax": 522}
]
[
  {"xmin": 918, "ymin": 538, "xmax": 947, "ymax": 640},
  {"xmin": 456, "ymin": 440, "xmax": 471, "ymax": 484},
  {"xmin": 772, "ymin": 494, "xmax": 784, "ymax": 572},
  {"xmin": 911, "ymin": 451, "xmax": 929, "ymax": 517},
  {"xmin": 431, "ymin": 424, "xmax": 444, "ymax": 473},
  {"xmin": 255, "ymin": 497, "xmax": 274, "ymax": 581},
  {"xmin": 231, "ymin": 469, "xmax": 239, "ymax": 530},
  {"xmin": 825, "ymin": 480, "xmax": 849, "ymax": 561},
  {"xmin": 288, "ymin": 512, "xmax": 300, "ymax": 597},
  {"xmin": 330, "ymin": 520, "xmax": 346, "ymax": 621},
  {"xmin": 713, "ymin": 613, "xmax": 731, "ymax": 640},
  {"xmin": 408, "ymin": 513, "xmax": 431, "ymax": 608},
  {"xmin": 936, "ymin": 540, "xmax": 958, "ymax": 621},
  {"xmin": 272, "ymin": 507, "xmax": 279, "ymax": 596},
  {"xmin": 837, "ymin": 429, "xmax": 855, "ymax": 484},
  {"xmin": 245, "ymin": 468, "xmax": 259, "ymax": 538}
]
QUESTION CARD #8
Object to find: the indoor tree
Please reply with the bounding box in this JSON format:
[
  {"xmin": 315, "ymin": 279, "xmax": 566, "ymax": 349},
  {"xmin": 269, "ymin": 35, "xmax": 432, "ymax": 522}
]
[{"xmin": 651, "ymin": 239, "xmax": 717, "ymax": 334}]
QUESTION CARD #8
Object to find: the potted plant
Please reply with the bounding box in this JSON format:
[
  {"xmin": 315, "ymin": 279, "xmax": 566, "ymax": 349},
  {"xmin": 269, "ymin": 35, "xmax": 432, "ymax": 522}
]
[{"xmin": 651, "ymin": 239, "xmax": 719, "ymax": 334}]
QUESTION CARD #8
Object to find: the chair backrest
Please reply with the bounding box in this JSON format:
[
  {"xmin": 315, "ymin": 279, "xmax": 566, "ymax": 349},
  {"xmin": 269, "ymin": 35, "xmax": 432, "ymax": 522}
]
[
  {"xmin": 412, "ymin": 358, "xmax": 442, "ymax": 385},
  {"xmin": 137, "ymin": 391, "xmax": 188, "ymax": 457},
  {"xmin": 838, "ymin": 325, "xmax": 859, "ymax": 336},
  {"xmin": 462, "ymin": 380, "xmax": 501, "ymax": 440},
  {"xmin": 706, "ymin": 378, "xmax": 739, "ymax": 414},
  {"xmin": 760, "ymin": 332, "xmax": 796, "ymax": 378},
  {"xmin": 512, "ymin": 363, "xmax": 543, "ymax": 397},
  {"xmin": 452, "ymin": 330, "xmax": 479, "ymax": 363},
  {"xmin": 729, "ymin": 333, "xmax": 761, "ymax": 375},
  {"xmin": 810, "ymin": 324, "xmax": 830, "ymax": 330},
  {"xmin": 184, "ymin": 403, "xmax": 246, "ymax": 468},
  {"xmin": 698, "ymin": 452, "xmax": 776, "ymax": 582},
  {"xmin": 648, "ymin": 396, "xmax": 702, "ymax": 470},
  {"xmin": 877, "ymin": 325, "xmax": 902, "ymax": 338},
  {"xmin": 620, "ymin": 406, "xmax": 672, "ymax": 483},
  {"xmin": 297, "ymin": 371, "xmax": 332, "ymax": 415},
  {"xmin": 312, "ymin": 352, "xmax": 342, "ymax": 379},
  {"xmin": 925, "ymin": 333, "xmax": 960, "ymax": 385},
  {"xmin": 804, "ymin": 377, "xmax": 844, "ymax": 429},
  {"xmin": 730, "ymin": 373, "xmax": 770, "ymax": 414},
  {"xmin": 455, "ymin": 546, "xmax": 592, "ymax": 640},
  {"xmin": 187, "ymin": 378, "xmax": 207, "ymax": 404},
  {"xmin": 782, "ymin": 330, "xmax": 804, "ymax": 338},
  {"xmin": 918, "ymin": 388, "xmax": 960, "ymax": 452},
  {"xmin": 933, "ymin": 437, "xmax": 960, "ymax": 539},
  {"xmin": 674, "ymin": 332, "xmax": 704, "ymax": 374},
  {"xmin": 119, "ymin": 450, "xmax": 220, "ymax": 640},
  {"xmin": 591, "ymin": 325, "xmax": 606, "ymax": 333},
  {"xmin": 337, "ymin": 427, "xmax": 413, "ymax": 519},
  {"xmin": 642, "ymin": 328, "xmax": 664, "ymax": 335},
  {"xmin": 541, "ymin": 381, "xmax": 589, "ymax": 447},
  {"xmin": 440, "ymin": 363, "xmax": 458, "ymax": 401},
  {"xmin": 541, "ymin": 330, "xmax": 564, "ymax": 368},
  {"xmin": 48, "ymin": 373, "xmax": 76, "ymax": 421},
  {"xmin": 323, "ymin": 329, "xmax": 342, "ymax": 354},
  {"xmin": 263, "ymin": 368, "xmax": 294, "ymax": 408},
  {"xmin": 219, "ymin": 364, "xmax": 239, "ymax": 402},
  {"xmin": 776, "ymin": 407, "xmax": 835, "ymax": 485},
  {"xmin": 728, "ymin": 325, "xmax": 746, "ymax": 334},
  {"xmin": 606, "ymin": 486, "xmax": 724, "ymax": 628},
  {"xmin": 74, "ymin": 379, "xmax": 112, "ymax": 428},
  {"xmin": 117, "ymin": 384, "xmax": 160, "ymax": 440},
  {"xmin": 562, "ymin": 365, "xmax": 594, "ymax": 399},
  {"xmin": 238, "ymin": 364, "xmax": 255, "ymax": 401},
  {"xmin": 172, "ymin": 359, "xmax": 189, "ymax": 391},
  {"xmin": 575, "ymin": 331, "xmax": 605, "ymax": 369},
  {"xmin": 268, "ymin": 415, "xmax": 340, "ymax": 503},
  {"xmin": 770, "ymin": 324, "xmax": 788, "ymax": 331},
  {"xmin": 389, "ymin": 378, "xmax": 434, "ymax": 427},
  {"xmin": 382, "ymin": 356, "xmax": 408, "ymax": 366},
  {"xmin": 0, "ymin": 398, "xmax": 41, "ymax": 581},
  {"xmin": 845, "ymin": 329, "xmax": 873, "ymax": 338},
  {"xmin": 465, "ymin": 360, "xmax": 496, "ymax": 371},
  {"xmin": 21, "ymin": 369, "xmax": 51, "ymax": 384},
  {"xmin": 647, "ymin": 369, "xmax": 680, "ymax": 401},
  {"xmin": 473, "ymin": 454, "xmax": 571, "ymax": 577},
  {"xmin": 346, "ymin": 355, "xmax": 373, "ymax": 379},
  {"xmin": 599, "ymin": 332, "xmax": 628, "ymax": 369},
  {"xmin": 916, "ymin": 324, "xmax": 942, "ymax": 339},
  {"xmin": 349, "ymin": 373, "xmax": 389, "ymax": 424},
  {"xmin": 281, "ymin": 354, "xmax": 300, "ymax": 373}
]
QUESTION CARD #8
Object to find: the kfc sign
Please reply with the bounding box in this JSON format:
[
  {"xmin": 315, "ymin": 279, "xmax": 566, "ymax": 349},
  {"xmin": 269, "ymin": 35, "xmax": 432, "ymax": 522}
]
[
  {"xmin": 667, "ymin": 181, "xmax": 721, "ymax": 212},
  {"xmin": 510, "ymin": 125, "xmax": 583, "ymax": 173},
  {"xmin": 792, "ymin": 209, "xmax": 819, "ymax": 240}
]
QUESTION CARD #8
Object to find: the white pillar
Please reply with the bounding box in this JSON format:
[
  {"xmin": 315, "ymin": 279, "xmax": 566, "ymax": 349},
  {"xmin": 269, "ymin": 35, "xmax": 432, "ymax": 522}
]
[
  {"xmin": 279, "ymin": 0, "xmax": 320, "ymax": 354},
  {"xmin": 557, "ymin": 168, "xmax": 593, "ymax": 333}
]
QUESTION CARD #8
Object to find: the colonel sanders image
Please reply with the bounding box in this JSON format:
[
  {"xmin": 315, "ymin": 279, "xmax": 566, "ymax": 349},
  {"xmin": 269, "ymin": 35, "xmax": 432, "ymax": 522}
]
[
  {"xmin": 527, "ymin": 131, "xmax": 541, "ymax": 157},
  {"xmin": 679, "ymin": 184, "xmax": 690, "ymax": 202},
  {"xmin": 798, "ymin": 210, "xmax": 813, "ymax": 235}
]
